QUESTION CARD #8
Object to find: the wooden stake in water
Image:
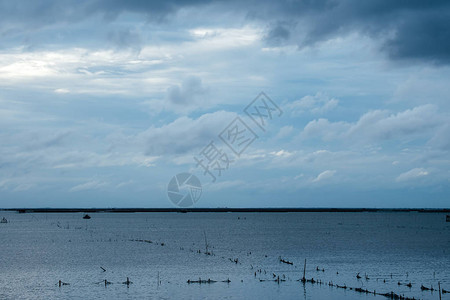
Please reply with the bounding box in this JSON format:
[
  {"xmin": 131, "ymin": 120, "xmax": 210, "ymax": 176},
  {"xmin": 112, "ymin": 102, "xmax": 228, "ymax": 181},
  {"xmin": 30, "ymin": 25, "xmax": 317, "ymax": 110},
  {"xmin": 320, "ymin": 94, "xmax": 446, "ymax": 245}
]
[
  {"xmin": 302, "ymin": 259, "xmax": 306, "ymax": 282},
  {"xmin": 439, "ymin": 282, "xmax": 442, "ymax": 300}
]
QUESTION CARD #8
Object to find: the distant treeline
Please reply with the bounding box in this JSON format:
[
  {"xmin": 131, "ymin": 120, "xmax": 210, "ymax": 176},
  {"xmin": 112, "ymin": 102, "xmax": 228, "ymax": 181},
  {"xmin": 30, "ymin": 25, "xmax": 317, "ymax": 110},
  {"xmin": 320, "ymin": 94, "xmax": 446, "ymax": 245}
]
[{"xmin": 1, "ymin": 208, "xmax": 449, "ymax": 213}]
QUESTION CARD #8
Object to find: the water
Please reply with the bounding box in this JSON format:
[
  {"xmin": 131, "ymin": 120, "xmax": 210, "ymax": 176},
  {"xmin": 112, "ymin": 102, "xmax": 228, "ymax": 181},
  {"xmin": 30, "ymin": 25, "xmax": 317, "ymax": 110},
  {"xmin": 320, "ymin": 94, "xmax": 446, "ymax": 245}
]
[{"xmin": 0, "ymin": 211, "xmax": 448, "ymax": 299}]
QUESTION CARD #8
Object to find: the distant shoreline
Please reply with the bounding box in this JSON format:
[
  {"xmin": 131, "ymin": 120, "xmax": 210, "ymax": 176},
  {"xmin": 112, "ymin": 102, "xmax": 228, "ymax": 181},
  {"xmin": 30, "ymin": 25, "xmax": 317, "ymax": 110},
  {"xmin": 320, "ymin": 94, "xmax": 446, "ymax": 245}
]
[{"xmin": 1, "ymin": 208, "xmax": 449, "ymax": 213}]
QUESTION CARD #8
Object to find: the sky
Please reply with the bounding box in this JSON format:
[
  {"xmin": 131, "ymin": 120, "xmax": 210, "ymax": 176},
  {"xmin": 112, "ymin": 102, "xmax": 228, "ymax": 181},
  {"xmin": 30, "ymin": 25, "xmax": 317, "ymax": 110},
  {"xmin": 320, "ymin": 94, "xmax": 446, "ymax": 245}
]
[{"xmin": 0, "ymin": 0, "xmax": 449, "ymax": 208}]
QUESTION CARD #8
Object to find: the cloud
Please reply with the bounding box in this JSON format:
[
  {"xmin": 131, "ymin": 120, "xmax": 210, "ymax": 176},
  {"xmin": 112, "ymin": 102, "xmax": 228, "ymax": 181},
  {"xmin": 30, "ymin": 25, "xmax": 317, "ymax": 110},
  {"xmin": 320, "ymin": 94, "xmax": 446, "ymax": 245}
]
[
  {"xmin": 312, "ymin": 170, "xmax": 336, "ymax": 182},
  {"xmin": 116, "ymin": 180, "xmax": 134, "ymax": 189},
  {"xmin": 54, "ymin": 88, "xmax": 70, "ymax": 94},
  {"xmin": 139, "ymin": 110, "xmax": 237, "ymax": 155},
  {"xmin": 286, "ymin": 92, "xmax": 339, "ymax": 115},
  {"xmin": 0, "ymin": 0, "xmax": 208, "ymax": 31},
  {"xmin": 302, "ymin": 105, "xmax": 442, "ymax": 143},
  {"xmin": 270, "ymin": 149, "xmax": 292, "ymax": 158},
  {"xmin": 382, "ymin": 11, "xmax": 450, "ymax": 64},
  {"xmin": 302, "ymin": 118, "xmax": 349, "ymax": 141},
  {"xmin": 262, "ymin": 0, "xmax": 450, "ymax": 65},
  {"xmin": 0, "ymin": 1, "xmax": 449, "ymax": 208},
  {"xmin": 396, "ymin": 168, "xmax": 429, "ymax": 182},
  {"xmin": 0, "ymin": 125, "xmax": 161, "ymax": 173},
  {"xmin": 69, "ymin": 180, "xmax": 108, "ymax": 192},
  {"xmin": 2, "ymin": 1, "xmax": 450, "ymax": 65},
  {"xmin": 264, "ymin": 22, "xmax": 291, "ymax": 46},
  {"xmin": 166, "ymin": 76, "xmax": 209, "ymax": 110},
  {"xmin": 0, "ymin": 48, "xmax": 172, "ymax": 95},
  {"xmin": 107, "ymin": 28, "xmax": 142, "ymax": 52},
  {"xmin": 143, "ymin": 76, "xmax": 216, "ymax": 115}
]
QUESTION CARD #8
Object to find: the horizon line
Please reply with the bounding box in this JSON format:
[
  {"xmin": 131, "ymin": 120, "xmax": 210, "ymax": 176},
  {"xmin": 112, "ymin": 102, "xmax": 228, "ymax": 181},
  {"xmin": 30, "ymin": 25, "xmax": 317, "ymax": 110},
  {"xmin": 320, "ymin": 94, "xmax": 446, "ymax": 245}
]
[{"xmin": 1, "ymin": 207, "xmax": 449, "ymax": 213}]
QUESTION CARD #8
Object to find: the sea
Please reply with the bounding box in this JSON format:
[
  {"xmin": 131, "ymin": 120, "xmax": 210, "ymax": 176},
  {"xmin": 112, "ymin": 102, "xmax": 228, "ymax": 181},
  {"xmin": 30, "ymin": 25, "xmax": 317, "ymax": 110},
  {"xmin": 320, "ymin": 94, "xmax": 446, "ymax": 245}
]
[{"xmin": 0, "ymin": 211, "xmax": 448, "ymax": 299}]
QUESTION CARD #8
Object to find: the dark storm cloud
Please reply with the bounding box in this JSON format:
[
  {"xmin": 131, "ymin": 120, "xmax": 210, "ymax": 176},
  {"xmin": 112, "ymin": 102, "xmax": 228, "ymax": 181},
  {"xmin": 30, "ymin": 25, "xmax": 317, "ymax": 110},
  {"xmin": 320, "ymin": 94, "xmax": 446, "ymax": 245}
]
[
  {"xmin": 1, "ymin": 0, "xmax": 450, "ymax": 64},
  {"xmin": 263, "ymin": 22, "xmax": 291, "ymax": 46},
  {"xmin": 0, "ymin": 0, "xmax": 213, "ymax": 49},
  {"xmin": 382, "ymin": 12, "xmax": 450, "ymax": 63},
  {"xmin": 0, "ymin": 0, "xmax": 211, "ymax": 27},
  {"xmin": 261, "ymin": 0, "xmax": 450, "ymax": 64}
]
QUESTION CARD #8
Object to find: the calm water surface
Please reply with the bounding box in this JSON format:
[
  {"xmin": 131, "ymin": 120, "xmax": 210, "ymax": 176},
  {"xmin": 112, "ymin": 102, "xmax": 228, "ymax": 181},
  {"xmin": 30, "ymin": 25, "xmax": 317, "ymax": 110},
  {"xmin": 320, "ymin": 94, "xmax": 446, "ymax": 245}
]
[{"xmin": 0, "ymin": 212, "xmax": 449, "ymax": 299}]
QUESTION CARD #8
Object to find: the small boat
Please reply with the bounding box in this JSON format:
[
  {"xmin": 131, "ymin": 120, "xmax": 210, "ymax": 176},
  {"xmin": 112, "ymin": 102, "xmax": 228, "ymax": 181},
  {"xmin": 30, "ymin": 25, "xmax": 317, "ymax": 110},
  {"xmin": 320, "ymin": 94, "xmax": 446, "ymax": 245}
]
[
  {"xmin": 0, "ymin": 217, "xmax": 8, "ymax": 223},
  {"xmin": 83, "ymin": 214, "xmax": 91, "ymax": 219},
  {"xmin": 421, "ymin": 284, "xmax": 434, "ymax": 291},
  {"xmin": 446, "ymin": 215, "xmax": 450, "ymax": 222},
  {"xmin": 279, "ymin": 257, "xmax": 293, "ymax": 265}
]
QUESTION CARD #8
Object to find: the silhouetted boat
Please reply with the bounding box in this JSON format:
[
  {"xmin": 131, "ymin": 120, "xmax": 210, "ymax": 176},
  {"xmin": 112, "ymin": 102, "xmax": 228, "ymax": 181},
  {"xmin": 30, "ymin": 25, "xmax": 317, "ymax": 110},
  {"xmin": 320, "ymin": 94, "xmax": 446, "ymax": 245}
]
[
  {"xmin": 421, "ymin": 284, "xmax": 434, "ymax": 291},
  {"xmin": 279, "ymin": 257, "xmax": 293, "ymax": 265},
  {"xmin": 446, "ymin": 215, "xmax": 450, "ymax": 222},
  {"xmin": 83, "ymin": 214, "xmax": 91, "ymax": 219},
  {"xmin": 0, "ymin": 217, "xmax": 7, "ymax": 223}
]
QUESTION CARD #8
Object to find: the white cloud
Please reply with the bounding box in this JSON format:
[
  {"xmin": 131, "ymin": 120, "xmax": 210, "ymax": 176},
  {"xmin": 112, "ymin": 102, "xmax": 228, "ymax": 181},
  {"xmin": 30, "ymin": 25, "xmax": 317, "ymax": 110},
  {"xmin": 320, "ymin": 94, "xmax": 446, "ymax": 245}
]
[
  {"xmin": 116, "ymin": 180, "xmax": 134, "ymax": 189},
  {"xmin": 145, "ymin": 76, "xmax": 211, "ymax": 115},
  {"xmin": 349, "ymin": 105, "xmax": 439, "ymax": 140},
  {"xmin": 270, "ymin": 149, "xmax": 292, "ymax": 157},
  {"xmin": 286, "ymin": 92, "xmax": 339, "ymax": 115},
  {"xmin": 69, "ymin": 180, "xmax": 108, "ymax": 192},
  {"xmin": 302, "ymin": 105, "xmax": 442, "ymax": 143},
  {"xmin": 138, "ymin": 110, "xmax": 237, "ymax": 155},
  {"xmin": 396, "ymin": 168, "xmax": 429, "ymax": 182},
  {"xmin": 54, "ymin": 88, "xmax": 70, "ymax": 94},
  {"xmin": 302, "ymin": 118, "xmax": 349, "ymax": 141},
  {"xmin": 312, "ymin": 170, "xmax": 336, "ymax": 182},
  {"xmin": 0, "ymin": 48, "xmax": 172, "ymax": 96},
  {"xmin": 188, "ymin": 26, "xmax": 261, "ymax": 49}
]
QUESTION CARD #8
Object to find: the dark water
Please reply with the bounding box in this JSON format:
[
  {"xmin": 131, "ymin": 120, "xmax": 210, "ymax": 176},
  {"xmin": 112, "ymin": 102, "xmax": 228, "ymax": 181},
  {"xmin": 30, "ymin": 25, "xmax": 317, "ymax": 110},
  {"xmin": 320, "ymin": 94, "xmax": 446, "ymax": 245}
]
[{"xmin": 0, "ymin": 212, "xmax": 449, "ymax": 299}]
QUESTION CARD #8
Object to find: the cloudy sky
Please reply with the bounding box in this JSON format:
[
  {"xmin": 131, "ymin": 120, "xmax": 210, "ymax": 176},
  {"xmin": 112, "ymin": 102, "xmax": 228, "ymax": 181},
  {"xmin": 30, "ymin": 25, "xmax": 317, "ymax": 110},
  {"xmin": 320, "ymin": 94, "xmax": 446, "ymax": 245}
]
[{"xmin": 1, "ymin": 0, "xmax": 449, "ymax": 208}]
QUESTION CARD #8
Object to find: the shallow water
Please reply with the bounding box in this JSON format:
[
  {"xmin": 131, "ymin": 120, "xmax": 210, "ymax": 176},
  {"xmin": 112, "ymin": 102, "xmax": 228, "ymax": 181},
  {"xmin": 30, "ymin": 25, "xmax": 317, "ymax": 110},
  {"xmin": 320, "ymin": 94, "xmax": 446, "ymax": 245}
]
[{"xmin": 0, "ymin": 212, "xmax": 448, "ymax": 299}]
